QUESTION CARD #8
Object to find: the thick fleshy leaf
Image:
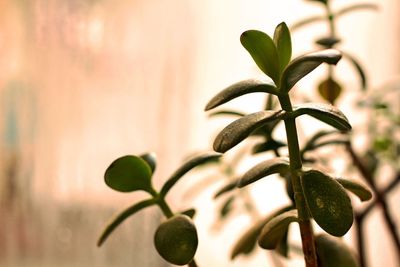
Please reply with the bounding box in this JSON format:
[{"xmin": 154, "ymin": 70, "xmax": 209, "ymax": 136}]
[
  {"xmin": 342, "ymin": 52, "xmax": 367, "ymax": 90},
  {"xmin": 208, "ymin": 110, "xmax": 246, "ymax": 118},
  {"xmin": 273, "ymin": 22, "xmax": 292, "ymax": 72},
  {"xmin": 258, "ymin": 210, "xmax": 298, "ymax": 250},
  {"xmin": 205, "ymin": 79, "xmax": 278, "ymax": 111},
  {"xmin": 275, "ymin": 229, "xmax": 290, "ymax": 258},
  {"xmin": 318, "ymin": 78, "xmax": 342, "ymax": 105},
  {"xmin": 154, "ymin": 215, "xmax": 198, "ymax": 265},
  {"xmin": 160, "ymin": 152, "xmax": 222, "ymax": 197},
  {"xmin": 315, "ymin": 37, "xmax": 341, "ymax": 48},
  {"xmin": 230, "ymin": 206, "xmax": 292, "ymax": 259},
  {"xmin": 105, "ymin": 155, "xmax": 153, "ymax": 193},
  {"xmin": 301, "ymin": 170, "xmax": 353, "ymax": 236},
  {"xmin": 291, "ymin": 103, "xmax": 351, "ymax": 131},
  {"xmin": 335, "ymin": 3, "xmax": 378, "ymax": 18},
  {"xmin": 240, "ymin": 30, "xmax": 280, "ymax": 82},
  {"xmin": 97, "ymin": 198, "xmax": 156, "ymax": 246},
  {"xmin": 220, "ymin": 196, "xmax": 236, "ymax": 218},
  {"xmin": 252, "ymin": 139, "xmax": 287, "ymax": 154},
  {"xmin": 290, "ymin": 16, "xmax": 325, "ymax": 31},
  {"xmin": 315, "ymin": 234, "xmax": 360, "ymax": 267},
  {"xmin": 238, "ymin": 157, "xmax": 290, "ymax": 188},
  {"xmin": 214, "ymin": 179, "xmax": 239, "ymax": 199},
  {"xmin": 213, "ymin": 110, "xmax": 286, "ymax": 153},
  {"xmin": 139, "ymin": 152, "xmax": 157, "ymax": 174},
  {"xmin": 336, "ymin": 178, "xmax": 372, "ymax": 202},
  {"xmin": 280, "ymin": 49, "xmax": 342, "ymax": 92}
]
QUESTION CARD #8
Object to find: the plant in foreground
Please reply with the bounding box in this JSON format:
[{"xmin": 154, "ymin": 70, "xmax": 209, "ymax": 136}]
[{"xmin": 98, "ymin": 22, "xmax": 373, "ymax": 267}]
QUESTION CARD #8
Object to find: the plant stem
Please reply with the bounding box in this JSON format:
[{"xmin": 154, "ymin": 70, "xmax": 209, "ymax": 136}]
[
  {"xmin": 355, "ymin": 215, "xmax": 367, "ymax": 267},
  {"xmin": 279, "ymin": 94, "xmax": 318, "ymax": 267}
]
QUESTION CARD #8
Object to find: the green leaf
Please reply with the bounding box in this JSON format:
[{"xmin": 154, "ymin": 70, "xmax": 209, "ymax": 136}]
[
  {"xmin": 214, "ymin": 180, "xmax": 239, "ymax": 199},
  {"xmin": 301, "ymin": 170, "xmax": 353, "ymax": 236},
  {"xmin": 230, "ymin": 206, "xmax": 292, "ymax": 259},
  {"xmin": 205, "ymin": 79, "xmax": 278, "ymax": 111},
  {"xmin": 139, "ymin": 152, "xmax": 157, "ymax": 174},
  {"xmin": 240, "ymin": 30, "xmax": 280, "ymax": 83},
  {"xmin": 335, "ymin": 3, "xmax": 378, "ymax": 18},
  {"xmin": 160, "ymin": 152, "xmax": 222, "ymax": 197},
  {"xmin": 273, "ymin": 22, "xmax": 292, "ymax": 73},
  {"xmin": 342, "ymin": 52, "xmax": 367, "ymax": 90},
  {"xmin": 154, "ymin": 215, "xmax": 198, "ymax": 265},
  {"xmin": 280, "ymin": 49, "xmax": 342, "ymax": 92},
  {"xmin": 290, "ymin": 16, "xmax": 325, "ymax": 31},
  {"xmin": 252, "ymin": 139, "xmax": 286, "ymax": 154},
  {"xmin": 238, "ymin": 157, "xmax": 290, "ymax": 188},
  {"xmin": 315, "ymin": 234, "xmax": 360, "ymax": 267},
  {"xmin": 258, "ymin": 210, "xmax": 298, "ymax": 250},
  {"xmin": 104, "ymin": 155, "xmax": 153, "ymax": 193},
  {"xmin": 208, "ymin": 110, "xmax": 246, "ymax": 118},
  {"xmin": 213, "ymin": 110, "xmax": 286, "ymax": 153},
  {"xmin": 318, "ymin": 78, "xmax": 342, "ymax": 105},
  {"xmin": 291, "ymin": 103, "xmax": 352, "ymax": 131},
  {"xmin": 336, "ymin": 178, "xmax": 372, "ymax": 202},
  {"xmin": 97, "ymin": 198, "xmax": 156, "ymax": 246}
]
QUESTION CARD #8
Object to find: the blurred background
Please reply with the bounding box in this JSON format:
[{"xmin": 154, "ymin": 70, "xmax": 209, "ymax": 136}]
[{"xmin": 0, "ymin": 0, "xmax": 398, "ymax": 266}]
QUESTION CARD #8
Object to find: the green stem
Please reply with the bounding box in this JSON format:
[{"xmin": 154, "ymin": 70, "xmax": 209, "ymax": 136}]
[{"xmin": 279, "ymin": 94, "xmax": 318, "ymax": 267}]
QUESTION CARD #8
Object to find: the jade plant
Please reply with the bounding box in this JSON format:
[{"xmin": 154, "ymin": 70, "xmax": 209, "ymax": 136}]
[{"xmin": 97, "ymin": 22, "xmax": 375, "ymax": 267}]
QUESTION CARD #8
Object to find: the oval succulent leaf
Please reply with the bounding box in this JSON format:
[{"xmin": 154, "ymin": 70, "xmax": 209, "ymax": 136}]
[
  {"xmin": 230, "ymin": 206, "xmax": 292, "ymax": 259},
  {"xmin": 281, "ymin": 49, "xmax": 342, "ymax": 92},
  {"xmin": 97, "ymin": 198, "xmax": 156, "ymax": 246},
  {"xmin": 318, "ymin": 78, "xmax": 342, "ymax": 105},
  {"xmin": 315, "ymin": 234, "xmax": 360, "ymax": 267},
  {"xmin": 301, "ymin": 170, "xmax": 353, "ymax": 236},
  {"xmin": 258, "ymin": 210, "xmax": 298, "ymax": 250},
  {"xmin": 154, "ymin": 215, "xmax": 198, "ymax": 266},
  {"xmin": 252, "ymin": 139, "xmax": 287, "ymax": 154},
  {"xmin": 208, "ymin": 110, "xmax": 246, "ymax": 118},
  {"xmin": 105, "ymin": 155, "xmax": 153, "ymax": 193},
  {"xmin": 291, "ymin": 103, "xmax": 351, "ymax": 131},
  {"xmin": 205, "ymin": 79, "xmax": 278, "ymax": 111},
  {"xmin": 139, "ymin": 152, "xmax": 157, "ymax": 174},
  {"xmin": 239, "ymin": 157, "xmax": 290, "ymax": 188},
  {"xmin": 273, "ymin": 22, "xmax": 292, "ymax": 73},
  {"xmin": 160, "ymin": 152, "xmax": 222, "ymax": 197},
  {"xmin": 336, "ymin": 178, "xmax": 372, "ymax": 202},
  {"xmin": 240, "ymin": 30, "xmax": 280, "ymax": 83},
  {"xmin": 342, "ymin": 52, "xmax": 367, "ymax": 90},
  {"xmin": 213, "ymin": 110, "xmax": 286, "ymax": 153}
]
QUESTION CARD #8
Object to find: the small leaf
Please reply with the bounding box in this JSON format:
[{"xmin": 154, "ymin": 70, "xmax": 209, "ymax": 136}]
[
  {"xmin": 238, "ymin": 157, "xmax": 290, "ymax": 188},
  {"xmin": 291, "ymin": 103, "xmax": 351, "ymax": 131},
  {"xmin": 140, "ymin": 152, "xmax": 157, "ymax": 174},
  {"xmin": 213, "ymin": 110, "xmax": 286, "ymax": 153},
  {"xmin": 318, "ymin": 78, "xmax": 342, "ymax": 105},
  {"xmin": 342, "ymin": 52, "xmax": 367, "ymax": 90},
  {"xmin": 315, "ymin": 234, "xmax": 360, "ymax": 267},
  {"xmin": 273, "ymin": 22, "xmax": 292, "ymax": 73},
  {"xmin": 154, "ymin": 215, "xmax": 198, "ymax": 266},
  {"xmin": 315, "ymin": 37, "xmax": 341, "ymax": 48},
  {"xmin": 258, "ymin": 210, "xmax": 298, "ymax": 250},
  {"xmin": 302, "ymin": 130, "xmax": 339, "ymax": 153},
  {"xmin": 220, "ymin": 196, "xmax": 236, "ymax": 219},
  {"xmin": 160, "ymin": 152, "xmax": 222, "ymax": 197},
  {"xmin": 290, "ymin": 16, "xmax": 325, "ymax": 31},
  {"xmin": 214, "ymin": 180, "xmax": 239, "ymax": 199},
  {"xmin": 105, "ymin": 155, "xmax": 153, "ymax": 193},
  {"xmin": 335, "ymin": 3, "xmax": 378, "ymax": 18},
  {"xmin": 301, "ymin": 170, "xmax": 353, "ymax": 236},
  {"xmin": 252, "ymin": 139, "xmax": 287, "ymax": 154},
  {"xmin": 240, "ymin": 30, "xmax": 280, "ymax": 82},
  {"xmin": 230, "ymin": 206, "xmax": 292, "ymax": 259},
  {"xmin": 208, "ymin": 110, "xmax": 246, "ymax": 118},
  {"xmin": 281, "ymin": 49, "xmax": 342, "ymax": 92},
  {"xmin": 205, "ymin": 79, "xmax": 278, "ymax": 111},
  {"xmin": 180, "ymin": 208, "xmax": 196, "ymax": 219},
  {"xmin": 97, "ymin": 198, "xmax": 156, "ymax": 246},
  {"xmin": 336, "ymin": 178, "xmax": 372, "ymax": 202}
]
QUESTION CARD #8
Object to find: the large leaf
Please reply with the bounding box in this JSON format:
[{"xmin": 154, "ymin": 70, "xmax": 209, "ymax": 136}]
[
  {"xmin": 213, "ymin": 110, "xmax": 286, "ymax": 153},
  {"xmin": 154, "ymin": 215, "xmax": 198, "ymax": 265},
  {"xmin": 342, "ymin": 52, "xmax": 367, "ymax": 90},
  {"xmin": 301, "ymin": 170, "xmax": 353, "ymax": 236},
  {"xmin": 238, "ymin": 157, "xmax": 290, "ymax": 188},
  {"xmin": 97, "ymin": 198, "xmax": 156, "ymax": 246},
  {"xmin": 205, "ymin": 79, "xmax": 278, "ymax": 111},
  {"xmin": 258, "ymin": 210, "xmax": 298, "ymax": 250},
  {"xmin": 104, "ymin": 155, "xmax": 153, "ymax": 193},
  {"xmin": 280, "ymin": 49, "xmax": 342, "ymax": 92},
  {"xmin": 291, "ymin": 103, "xmax": 352, "ymax": 131},
  {"xmin": 160, "ymin": 152, "xmax": 222, "ymax": 197},
  {"xmin": 315, "ymin": 234, "xmax": 360, "ymax": 267},
  {"xmin": 240, "ymin": 30, "xmax": 280, "ymax": 83},
  {"xmin": 336, "ymin": 178, "xmax": 372, "ymax": 202},
  {"xmin": 139, "ymin": 152, "xmax": 157, "ymax": 174},
  {"xmin": 230, "ymin": 206, "xmax": 292, "ymax": 259},
  {"xmin": 273, "ymin": 22, "xmax": 292, "ymax": 73}
]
